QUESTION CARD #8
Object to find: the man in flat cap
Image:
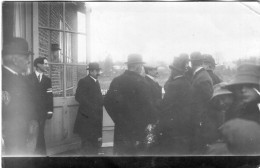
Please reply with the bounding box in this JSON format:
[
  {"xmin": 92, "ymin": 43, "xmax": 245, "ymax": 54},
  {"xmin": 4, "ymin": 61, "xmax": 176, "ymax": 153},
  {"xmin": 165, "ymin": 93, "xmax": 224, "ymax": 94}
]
[
  {"xmin": 104, "ymin": 54, "xmax": 156, "ymax": 155},
  {"xmin": 73, "ymin": 62, "xmax": 103, "ymax": 155},
  {"xmin": 189, "ymin": 51, "xmax": 214, "ymax": 154},
  {"xmin": 2, "ymin": 37, "xmax": 35, "ymax": 155},
  {"xmin": 27, "ymin": 57, "xmax": 53, "ymax": 155},
  {"xmin": 203, "ymin": 54, "xmax": 222, "ymax": 85},
  {"xmin": 156, "ymin": 53, "xmax": 193, "ymax": 155}
]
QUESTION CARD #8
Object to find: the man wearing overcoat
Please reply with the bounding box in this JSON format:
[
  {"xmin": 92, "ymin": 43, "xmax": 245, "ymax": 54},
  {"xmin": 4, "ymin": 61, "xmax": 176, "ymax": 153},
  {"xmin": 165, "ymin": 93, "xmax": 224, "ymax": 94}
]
[
  {"xmin": 2, "ymin": 37, "xmax": 34, "ymax": 155},
  {"xmin": 157, "ymin": 54, "xmax": 193, "ymax": 155},
  {"xmin": 73, "ymin": 62, "xmax": 103, "ymax": 155},
  {"xmin": 203, "ymin": 54, "xmax": 222, "ymax": 85},
  {"xmin": 189, "ymin": 52, "xmax": 214, "ymax": 154},
  {"xmin": 27, "ymin": 57, "xmax": 53, "ymax": 155},
  {"xmin": 104, "ymin": 54, "xmax": 156, "ymax": 155}
]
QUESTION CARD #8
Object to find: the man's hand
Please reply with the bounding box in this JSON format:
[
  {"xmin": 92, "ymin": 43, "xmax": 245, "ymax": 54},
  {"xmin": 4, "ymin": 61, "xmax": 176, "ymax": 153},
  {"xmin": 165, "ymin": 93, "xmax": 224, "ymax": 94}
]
[{"xmin": 47, "ymin": 111, "xmax": 53, "ymax": 119}]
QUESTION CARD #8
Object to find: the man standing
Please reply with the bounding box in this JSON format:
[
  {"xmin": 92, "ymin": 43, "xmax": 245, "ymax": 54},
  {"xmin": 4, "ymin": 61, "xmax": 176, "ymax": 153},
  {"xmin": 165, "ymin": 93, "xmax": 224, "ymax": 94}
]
[
  {"xmin": 189, "ymin": 51, "xmax": 214, "ymax": 154},
  {"xmin": 157, "ymin": 54, "xmax": 193, "ymax": 155},
  {"xmin": 203, "ymin": 54, "xmax": 222, "ymax": 85},
  {"xmin": 27, "ymin": 57, "xmax": 53, "ymax": 155},
  {"xmin": 73, "ymin": 62, "xmax": 103, "ymax": 155},
  {"xmin": 104, "ymin": 54, "xmax": 156, "ymax": 155},
  {"xmin": 143, "ymin": 64, "xmax": 162, "ymax": 107},
  {"xmin": 2, "ymin": 37, "xmax": 34, "ymax": 155}
]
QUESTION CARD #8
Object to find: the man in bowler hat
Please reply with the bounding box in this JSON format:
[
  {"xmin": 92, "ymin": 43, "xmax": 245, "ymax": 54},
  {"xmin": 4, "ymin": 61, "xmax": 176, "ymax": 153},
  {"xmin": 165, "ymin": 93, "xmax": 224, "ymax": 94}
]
[
  {"xmin": 27, "ymin": 57, "xmax": 53, "ymax": 155},
  {"xmin": 104, "ymin": 54, "xmax": 157, "ymax": 155},
  {"xmin": 203, "ymin": 54, "xmax": 222, "ymax": 85},
  {"xmin": 73, "ymin": 62, "xmax": 103, "ymax": 155},
  {"xmin": 2, "ymin": 37, "xmax": 35, "ymax": 155},
  {"xmin": 189, "ymin": 51, "xmax": 214, "ymax": 154}
]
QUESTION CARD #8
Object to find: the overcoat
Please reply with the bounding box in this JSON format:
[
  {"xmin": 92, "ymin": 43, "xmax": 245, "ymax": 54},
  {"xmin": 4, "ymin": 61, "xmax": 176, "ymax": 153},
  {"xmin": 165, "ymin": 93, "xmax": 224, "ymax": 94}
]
[
  {"xmin": 2, "ymin": 67, "xmax": 35, "ymax": 155},
  {"xmin": 27, "ymin": 72, "xmax": 53, "ymax": 154},
  {"xmin": 190, "ymin": 67, "xmax": 213, "ymax": 153},
  {"xmin": 144, "ymin": 75, "xmax": 162, "ymax": 106},
  {"xmin": 104, "ymin": 70, "xmax": 156, "ymax": 155},
  {"xmin": 73, "ymin": 75, "xmax": 103, "ymax": 141},
  {"xmin": 157, "ymin": 75, "xmax": 193, "ymax": 154},
  {"xmin": 207, "ymin": 70, "xmax": 222, "ymax": 86}
]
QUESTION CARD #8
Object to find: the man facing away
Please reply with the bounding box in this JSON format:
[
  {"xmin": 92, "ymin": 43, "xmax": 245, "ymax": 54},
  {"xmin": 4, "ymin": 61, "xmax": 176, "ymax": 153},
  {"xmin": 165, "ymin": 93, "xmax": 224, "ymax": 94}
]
[
  {"xmin": 104, "ymin": 54, "xmax": 157, "ymax": 155},
  {"xmin": 73, "ymin": 62, "xmax": 103, "ymax": 155},
  {"xmin": 27, "ymin": 57, "xmax": 53, "ymax": 155},
  {"xmin": 189, "ymin": 51, "xmax": 214, "ymax": 154},
  {"xmin": 2, "ymin": 37, "xmax": 35, "ymax": 155}
]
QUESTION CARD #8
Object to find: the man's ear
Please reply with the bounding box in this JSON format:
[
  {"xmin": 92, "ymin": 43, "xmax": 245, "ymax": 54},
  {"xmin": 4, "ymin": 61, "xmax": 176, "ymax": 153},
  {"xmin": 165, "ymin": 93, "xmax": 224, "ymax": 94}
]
[{"xmin": 11, "ymin": 55, "xmax": 19, "ymax": 66}]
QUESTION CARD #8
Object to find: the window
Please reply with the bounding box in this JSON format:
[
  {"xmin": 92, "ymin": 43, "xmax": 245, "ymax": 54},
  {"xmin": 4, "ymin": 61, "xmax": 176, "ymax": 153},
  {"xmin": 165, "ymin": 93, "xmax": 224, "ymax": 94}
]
[{"xmin": 38, "ymin": 2, "xmax": 88, "ymax": 97}]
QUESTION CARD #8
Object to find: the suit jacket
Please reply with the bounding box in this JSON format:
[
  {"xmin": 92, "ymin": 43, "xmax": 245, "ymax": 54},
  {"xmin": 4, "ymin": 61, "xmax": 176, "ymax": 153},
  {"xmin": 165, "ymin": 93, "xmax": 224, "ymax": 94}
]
[
  {"xmin": 73, "ymin": 75, "xmax": 103, "ymax": 139},
  {"xmin": 27, "ymin": 72, "xmax": 54, "ymax": 121},
  {"xmin": 207, "ymin": 70, "xmax": 222, "ymax": 86},
  {"xmin": 104, "ymin": 70, "xmax": 157, "ymax": 148},
  {"xmin": 144, "ymin": 75, "xmax": 162, "ymax": 106}
]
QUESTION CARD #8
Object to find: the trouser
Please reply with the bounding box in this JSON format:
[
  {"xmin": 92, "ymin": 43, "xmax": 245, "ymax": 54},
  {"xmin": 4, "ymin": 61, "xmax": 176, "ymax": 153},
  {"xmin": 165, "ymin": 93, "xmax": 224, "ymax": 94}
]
[{"xmin": 35, "ymin": 119, "xmax": 46, "ymax": 155}]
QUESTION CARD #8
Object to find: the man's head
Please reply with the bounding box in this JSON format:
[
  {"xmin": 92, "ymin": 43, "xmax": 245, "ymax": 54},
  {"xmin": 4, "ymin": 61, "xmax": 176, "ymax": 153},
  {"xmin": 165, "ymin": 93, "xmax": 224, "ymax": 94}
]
[
  {"xmin": 169, "ymin": 53, "xmax": 189, "ymax": 76},
  {"xmin": 144, "ymin": 64, "xmax": 159, "ymax": 78},
  {"xmin": 2, "ymin": 37, "xmax": 33, "ymax": 73},
  {"xmin": 189, "ymin": 51, "xmax": 204, "ymax": 71},
  {"xmin": 126, "ymin": 54, "xmax": 145, "ymax": 75},
  {"xmin": 203, "ymin": 54, "xmax": 216, "ymax": 70},
  {"xmin": 87, "ymin": 62, "xmax": 101, "ymax": 79},
  {"xmin": 34, "ymin": 57, "xmax": 49, "ymax": 73}
]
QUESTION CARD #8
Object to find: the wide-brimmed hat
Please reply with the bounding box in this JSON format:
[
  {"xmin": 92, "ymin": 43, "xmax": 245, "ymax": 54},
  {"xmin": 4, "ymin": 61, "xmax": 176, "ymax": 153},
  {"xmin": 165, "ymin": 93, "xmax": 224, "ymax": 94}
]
[
  {"xmin": 51, "ymin": 44, "xmax": 61, "ymax": 51},
  {"xmin": 189, "ymin": 51, "xmax": 204, "ymax": 61},
  {"xmin": 2, "ymin": 37, "xmax": 33, "ymax": 57},
  {"xmin": 226, "ymin": 64, "xmax": 260, "ymax": 89},
  {"xmin": 125, "ymin": 54, "xmax": 145, "ymax": 64},
  {"xmin": 211, "ymin": 82, "xmax": 233, "ymax": 100},
  {"xmin": 169, "ymin": 53, "xmax": 189, "ymax": 72},
  {"xmin": 87, "ymin": 62, "xmax": 101, "ymax": 70},
  {"xmin": 203, "ymin": 54, "xmax": 216, "ymax": 65}
]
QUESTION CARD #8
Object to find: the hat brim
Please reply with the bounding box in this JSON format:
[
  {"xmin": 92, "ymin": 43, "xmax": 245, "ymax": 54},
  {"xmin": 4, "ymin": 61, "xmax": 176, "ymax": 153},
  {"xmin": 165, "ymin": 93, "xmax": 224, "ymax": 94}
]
[
  {"xmin": 226, "ymin": 77, "xmax": 260, "ymax": 89},
  {"xmin": 125, "ymin": 61, "xmax": 145, "ymax": 64},
  {"xmin": 211, "ymin": 90, "xmax": 233, "ymax": 100}
]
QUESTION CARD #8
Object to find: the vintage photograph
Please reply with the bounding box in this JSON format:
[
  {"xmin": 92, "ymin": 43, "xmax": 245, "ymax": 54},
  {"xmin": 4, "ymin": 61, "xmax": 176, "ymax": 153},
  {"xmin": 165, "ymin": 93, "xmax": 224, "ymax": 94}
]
[{"xmin": 1, "ymin": 1, "xmax": 260, "ymax": 161}]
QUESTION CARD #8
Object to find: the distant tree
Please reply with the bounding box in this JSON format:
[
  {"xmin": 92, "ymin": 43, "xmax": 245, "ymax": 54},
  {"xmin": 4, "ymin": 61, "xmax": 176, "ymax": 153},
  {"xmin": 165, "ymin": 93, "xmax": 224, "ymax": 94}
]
[{"xmin": 103, "ymin": 55, "xmax": 113, "ymax": 76}]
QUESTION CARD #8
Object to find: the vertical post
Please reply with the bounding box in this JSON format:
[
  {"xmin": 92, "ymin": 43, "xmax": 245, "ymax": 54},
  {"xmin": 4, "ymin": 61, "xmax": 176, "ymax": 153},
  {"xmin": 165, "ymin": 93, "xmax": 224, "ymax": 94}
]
[
  {"xmin": 32, "ymin": 2, "xmax": 39, "ymax": 59},
  {"xmin": 63, "ymin": 2, "xmax": 67, "ymax": 98},
  {"xmin": 85, "ymin": 4, "xmax": 91, "ymax": 65}
]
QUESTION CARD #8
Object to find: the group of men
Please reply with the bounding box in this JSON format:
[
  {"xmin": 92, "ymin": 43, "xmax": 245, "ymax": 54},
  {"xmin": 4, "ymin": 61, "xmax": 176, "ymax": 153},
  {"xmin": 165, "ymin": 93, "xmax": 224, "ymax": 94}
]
[
  {"xmin": 74, "ymin": 51, "xmax": 223, "ymax": 155},
  {"xmin": 2, "ymin": 37, "xmax": 53, "ymax": 155}
]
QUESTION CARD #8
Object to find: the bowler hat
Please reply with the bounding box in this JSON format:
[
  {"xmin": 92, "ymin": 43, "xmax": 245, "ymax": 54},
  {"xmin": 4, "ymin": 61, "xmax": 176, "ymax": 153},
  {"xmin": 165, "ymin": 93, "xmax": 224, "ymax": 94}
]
[
  {"xmin": 2, "ymin": 37, "xmax": 33, "ymax": 57},
  {"xmin": 144, "ymin": 63, "xmax": 158, "ymax": 70},
  {"xmin": 87, "ymin": 62, "xmax": 101, "ymax": 70},
  {"xmin": 226, "ymin": 64, "xmax": 260, "ymax": 89},
  {"xmin": 211, "ymin": 82, "xmax": 232, "ymax": 100},
  {"xmin": 125, "ymin": 54, "xmax": 145, "ymax": 64},
  {"xmin": 51, "ymin": 44, "xmax": 61, "ymax": 51},
  {"xmin": 169, "ymin": 53, "xmax": 189, "ymax": 72},
  {"xmin": 203, "ymin": 54, "xmax": 216, "ymax": 65},
  {"xmin": 190, "ymin": 51, "xmax": 204, "ymax": 61}
]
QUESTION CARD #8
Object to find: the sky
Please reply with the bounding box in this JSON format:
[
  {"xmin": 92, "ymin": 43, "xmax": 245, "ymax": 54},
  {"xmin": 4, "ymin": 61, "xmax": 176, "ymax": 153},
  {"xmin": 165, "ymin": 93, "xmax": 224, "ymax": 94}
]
[{"xmin": 84, "ymin": 2, "xmax": 260, "ymax": 64}]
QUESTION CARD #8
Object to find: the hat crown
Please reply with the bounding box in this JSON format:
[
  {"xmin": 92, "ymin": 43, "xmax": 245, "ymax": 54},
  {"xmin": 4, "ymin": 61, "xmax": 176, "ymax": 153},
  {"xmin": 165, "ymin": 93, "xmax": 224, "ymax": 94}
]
[
  {"xmin": 51, "ymin": 44, "xmax": 61, "ymax": 51},
  {"xmin": 126, "ymin": 54, "xmax": 144, "ymax": 64},
  {"xmin": 203, "ymin": 54, "xmax": 216, "ymax": 64},
  {"xmin": 190, "ymin": 51, "xmax": 204, "ymax": 61},
  {"xmin": 87, "ymin": 62, "xmax": 101, "ymax": 70},
  {"xmin": 170, "ymin": 53, "xmax": 189, "ymax": 72},
  {"xmin": 2, "ymin": 37, "xmax": 32, "ymax": 56},
  {"xmin": 237, "ymin": 64, "xmax": 260, "ymax": 77}
]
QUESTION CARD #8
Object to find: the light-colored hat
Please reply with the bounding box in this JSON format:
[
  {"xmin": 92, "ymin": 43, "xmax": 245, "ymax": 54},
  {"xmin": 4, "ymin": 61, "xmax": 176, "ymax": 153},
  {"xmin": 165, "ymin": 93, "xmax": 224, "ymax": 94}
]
[
  {"xmin": 125, "ymin": 54, "xmax": 145, "ymax": 65},
  {"xmin": 211, "ymin": 82, "xmax": 232, "ymax": 100}
]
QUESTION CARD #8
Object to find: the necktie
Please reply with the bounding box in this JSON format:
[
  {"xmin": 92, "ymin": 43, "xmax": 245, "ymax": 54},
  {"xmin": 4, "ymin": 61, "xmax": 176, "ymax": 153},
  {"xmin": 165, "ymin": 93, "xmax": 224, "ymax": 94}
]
[{"xmin": 38, "ymin": 74, "xmax": 41, "ymax": 82}]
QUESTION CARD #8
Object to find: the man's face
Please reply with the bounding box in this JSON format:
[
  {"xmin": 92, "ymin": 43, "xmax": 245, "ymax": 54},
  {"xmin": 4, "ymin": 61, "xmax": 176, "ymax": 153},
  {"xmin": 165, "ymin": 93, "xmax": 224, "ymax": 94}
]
[
  {"xmin": 13, "ymin": 54, "xmax": 30, "ymax": 73},
  {"xmin": 148, "ymin": 68, "xmax": 159, "ymax": 78},
  {"xmin": 90, "ymin": 69, "xmax": 100, "ymax": 79},
  {"xmin": 37, "ymin": 59, "xmax": 49, "ymax": 73},
  {"xmin": 233, "ymin": 84, "xmax": 259, "ymax": 104}
]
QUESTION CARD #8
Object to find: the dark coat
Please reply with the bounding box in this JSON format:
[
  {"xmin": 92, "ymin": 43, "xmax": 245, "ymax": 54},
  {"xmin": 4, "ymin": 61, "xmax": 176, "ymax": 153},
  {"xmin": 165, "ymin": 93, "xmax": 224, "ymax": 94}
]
[
  {"xmin": 73, "ymin": 75, "xmax": 103, "ymax": 141},
  {"xmin": 27, "ymin": 72, "xmax": 54, "ymax": 120},
  {"xmin": 27, "ymin": 72, "xmax": 54, "ymax": 154},
  {"xmin": 144, "ymin": 75, "xmax": 162, "ymax": 106},
  {"xmin": 207, "ymin": 70, "xmax": 222, "ymax": 86},
  {"xmin": 104, "ymin": 70, "xmax": 156, "ymax": 155},
  {"xmin": 157, "ymin": 75, "xmax": 193, "ymax": 154},
  {"xmin": 190, "ymin": 67, "xmax": 214, "ymax": 153},
  {"xmin": 2, "ymin": 67, "xmax": 35, "ymax": 154}
]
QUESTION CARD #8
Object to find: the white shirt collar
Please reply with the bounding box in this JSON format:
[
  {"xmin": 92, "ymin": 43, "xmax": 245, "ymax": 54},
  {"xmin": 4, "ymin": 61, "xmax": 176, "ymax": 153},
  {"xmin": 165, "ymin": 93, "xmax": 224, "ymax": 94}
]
[
  {"xmin": 90, "ymin": 75, "xmax": 97, "ymax": 82},
  {"xmin": 3, "ymin": 66, "xmax": 19, "ymax": 75},
  {"xmin": 193, "ymin": 66, "xmax": 204, "ymax": 75},
  {"xmin": 146, "ymin": 74, "xmax": 155, "ymax": 81},
  {"xmin": 35, "ymin": 70, "xmax": 43, "ymax": 81}
]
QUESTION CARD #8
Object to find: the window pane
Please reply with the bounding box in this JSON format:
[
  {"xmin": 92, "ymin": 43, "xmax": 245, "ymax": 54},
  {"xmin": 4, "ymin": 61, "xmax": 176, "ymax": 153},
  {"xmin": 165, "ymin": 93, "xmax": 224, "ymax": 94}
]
[
  {"xmin": 65, "ymin": 2, "xmax": 86, "ymax": 33},
  {"xmin": 50, "ymin": 30, "xmax": 64, "ymax": 63},
  {"xmin": 38, "ymin": 2, "xmax": 49, "ymax": 27},
  {"xmin": 50, "ymin": 64, "xmax": 64, "ymax": 97},
  {"xmin": 49, "ymin": 2, "xmax": 63, "ymax": 30},
  {"xmin": 65, "ymin": 33, "xmax": 87, "ymax": 64},
  {"xmin": 38, "ymin": 29, "xmax": 50, "ymax": 58},
  {"xmin": 66, "ymin": 65, "xmax": 87, "ymax": 97}
]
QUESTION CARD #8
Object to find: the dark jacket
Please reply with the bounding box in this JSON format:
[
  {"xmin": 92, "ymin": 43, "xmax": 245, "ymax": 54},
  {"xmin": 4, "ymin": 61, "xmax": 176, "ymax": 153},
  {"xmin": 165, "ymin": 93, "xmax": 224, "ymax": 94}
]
[
  {"xmin": 207, "ymin": 70, "xmax": 222, "ymax": 86},
  {"xmin": 157, "ymin": 75, "xmax": 193, "ymax": 154},
  {"xmin": 2, "ymin": 67, "xmax": 35, "ymax": 154},
  {"xmin": 144, "ymin": 75, "xmax": 162, "ymax": 106},
  {"xmin": 27, "ymin": 72, "xmax": 54, "ymax": 120},
  {"xmin": 190, "ymin": 67, "xmax": 214, "ymax": 152},
  {"xmin": 104, "ymin": 70, "xmax": 156, "ymax": 154},
  {"xmin": 73, "ymin": 75, "xmax": 103, "ymax": 140}
]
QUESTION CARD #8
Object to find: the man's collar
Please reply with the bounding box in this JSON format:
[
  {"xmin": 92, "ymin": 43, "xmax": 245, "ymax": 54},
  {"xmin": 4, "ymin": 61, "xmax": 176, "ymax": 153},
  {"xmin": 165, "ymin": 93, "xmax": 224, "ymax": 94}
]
[
  {"xmin": 89, "ymin": 75, "xmax": 97, "ymax": 82},
  {"xmin": 146, "ymin": 74, "xmax": 155, "ymax": 81},
  {"xmin": 35, "ymin": 70, "xmax": 43, "ymax": 77},
  {"xmin": 193, "ymin": 66, "xmax": 204, "ymax": 75},
  {"xmin": 3, "ymin": 66, "xmax": 19, "ymax": 75}
]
